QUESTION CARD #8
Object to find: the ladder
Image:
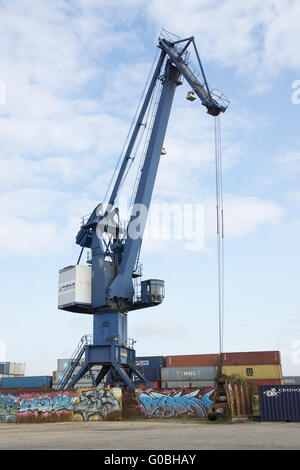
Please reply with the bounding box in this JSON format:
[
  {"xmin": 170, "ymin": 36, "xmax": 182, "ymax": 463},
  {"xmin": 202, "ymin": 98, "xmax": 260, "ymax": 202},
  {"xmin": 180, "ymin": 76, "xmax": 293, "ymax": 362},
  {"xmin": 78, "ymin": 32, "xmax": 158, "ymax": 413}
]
[{"xmin": 54, "ymin": 335, "xmax": 92, "ymax": 390}]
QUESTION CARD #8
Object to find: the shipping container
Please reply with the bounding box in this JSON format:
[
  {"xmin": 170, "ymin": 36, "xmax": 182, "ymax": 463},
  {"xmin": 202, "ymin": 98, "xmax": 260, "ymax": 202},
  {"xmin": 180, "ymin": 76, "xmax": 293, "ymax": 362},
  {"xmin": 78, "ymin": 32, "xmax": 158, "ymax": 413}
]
[
  {"xmin": 0, "ymin": 363, "xmax": 9, "ymax": 374},
  {"xmin": 0, "ymin": 376, "xmax": 52, "ymax": 390},
  {"xmin": 134, "ymin": 367, "xmax": 161, "ymax": 383},
  {"xmin": 221, "ymin": 351, "xmax": 281, "ymax": 366},
  {"xmin": 134, "ymin": 356, "xmax": 165, "ymax": 384},
  {"xmin": 0, "ymin": 362, "xmax": 25, "ymax": 376},
  {"xmin": 259, "ymin": 385, "xmax": 300, "ymax": 422},
  {"xmin": 161, "ymin": 381, "xmax": 215, "ymax": 388},
  {"xmin": 161, "ymin": 366, "xmax": 217, "ymax": 382},
  {"xmin": 8, "ymin": 363, "xmax": 25, "ymax": 375},
  {"xmin": 222, "ymin": 364, "xmax": 282, "ymax": 380},
  {"xmin": 283, "ymin": 376, "xmax": 300, "ymax": 385},
  {"xmin": 57, "ymin": 358, "xmax": 87, "ymax": 372},
  {"xmin": 135, "ymin": 356, "xmax": 166, "ymax": 369},
  {"xmin": 166, "ymin": 351, "xmax": 281, "ymax": 368},
  {"xmin": 166, "ymin": 354, "xmax": 219, "ymax": 368},
  {"xmin": 53, "ymin": 366, "xmax": 103, "ymax": 387}
]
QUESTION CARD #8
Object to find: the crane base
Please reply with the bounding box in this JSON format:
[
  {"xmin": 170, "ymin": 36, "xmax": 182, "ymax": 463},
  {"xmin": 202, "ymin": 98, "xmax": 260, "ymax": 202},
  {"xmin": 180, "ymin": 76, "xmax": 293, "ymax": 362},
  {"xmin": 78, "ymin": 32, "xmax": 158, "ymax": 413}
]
[{"xmin": 66, "ymin": 344, "xmax": 150, "ymax": 390}]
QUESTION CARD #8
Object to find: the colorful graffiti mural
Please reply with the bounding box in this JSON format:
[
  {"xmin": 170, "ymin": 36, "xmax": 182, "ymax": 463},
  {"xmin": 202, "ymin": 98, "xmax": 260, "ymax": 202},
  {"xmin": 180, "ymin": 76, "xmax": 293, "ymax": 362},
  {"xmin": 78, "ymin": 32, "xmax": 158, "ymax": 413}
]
[
  {"xmin": 122, "ymin": 387, "xmax": 214, "ymax": 419},
  {"xmin": 18, "ymin": 391, "xmax": 78, "ymax": 423},
  {"xmin": 0, "ymin": 387, "xmax": 121, "ymax": 423},
  {"xmin": 0, "ymin": 393, "xmax": 18, "ymax": 422},
  {"xmin": 138, "ymin": 389, "xmax": 214, "ymax": 418},
  {"xmin": 0, "ymin": 387, "xmax": 214, "ymax": 423},
  {"xmin": 73, "ymin": 387, "xmax": 121, "ymax": 421}
]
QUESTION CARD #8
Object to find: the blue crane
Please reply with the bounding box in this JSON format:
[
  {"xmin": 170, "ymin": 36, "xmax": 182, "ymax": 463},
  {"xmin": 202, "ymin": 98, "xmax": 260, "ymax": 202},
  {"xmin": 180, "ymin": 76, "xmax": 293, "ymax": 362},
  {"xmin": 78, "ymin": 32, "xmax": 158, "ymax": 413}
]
[{"xmin": 56, "ymin": 30, "xmax": 229, "ymax": 390}]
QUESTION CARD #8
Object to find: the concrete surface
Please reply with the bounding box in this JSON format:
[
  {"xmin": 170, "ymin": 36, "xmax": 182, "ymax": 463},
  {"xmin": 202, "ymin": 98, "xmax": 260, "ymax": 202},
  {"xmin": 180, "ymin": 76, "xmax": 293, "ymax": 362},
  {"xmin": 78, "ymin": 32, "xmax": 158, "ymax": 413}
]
[{"xmin": 0, "ymin": 421, "xmax": 300, "ymax": 450}]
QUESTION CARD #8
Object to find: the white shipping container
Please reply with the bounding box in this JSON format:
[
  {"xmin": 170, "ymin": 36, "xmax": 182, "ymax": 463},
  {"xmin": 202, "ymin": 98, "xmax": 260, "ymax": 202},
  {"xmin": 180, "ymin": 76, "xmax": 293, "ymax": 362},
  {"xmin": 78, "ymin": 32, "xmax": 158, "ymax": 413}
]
[
  {"xmin": 8, "ymin": 362, "xmax": 25, "ymax": 376},
  {"xmin": 53, "ymin": 366, "xmax": 103, "ymax": 387},
  {"xmin": 57, "ymin": 358, "xmax": 86, "ymax": 372}
]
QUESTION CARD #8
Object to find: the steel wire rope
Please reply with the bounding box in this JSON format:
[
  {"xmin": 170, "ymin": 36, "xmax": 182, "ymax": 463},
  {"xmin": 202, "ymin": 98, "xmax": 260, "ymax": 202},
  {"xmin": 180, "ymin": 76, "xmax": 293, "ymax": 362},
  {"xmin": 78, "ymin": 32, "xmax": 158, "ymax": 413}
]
[
  {"xmin": 102, "ymin": 48, "xmax": 160, "ymax": 208},
  {"xmin": 214, "ymin": 115, "xmax": 225, "ymax": 370}
]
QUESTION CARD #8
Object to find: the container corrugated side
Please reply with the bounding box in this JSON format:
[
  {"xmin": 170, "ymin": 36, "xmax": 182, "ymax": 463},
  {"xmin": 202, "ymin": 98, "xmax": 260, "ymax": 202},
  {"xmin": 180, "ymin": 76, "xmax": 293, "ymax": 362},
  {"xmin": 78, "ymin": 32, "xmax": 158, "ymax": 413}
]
[
  {"xmin": 0, "ymin": 363, "xmax": 10, "ymax": 374},
  {"xmin": 161, "ymin": 366, "xmax": 217, "ymax": 382},
  {"xmin": 283, "ymin": 377, "xmax": 300, "ymax": 385},
  {"xmin": 57, "ymin": 358, "xmax": 86, "ymax": 372},
  {"xmin": 222, "ymin": 351, "xmax": 281, "ymax": 366},
  {"xmin": 161, "ymin": 381, "xmax": 215, "ymax": 388},
  {"xmin": 0, "ymin": 362, "xmax": 25, "ymax": 375},
  {"xmin": 222, "ymin": 364, "xmax": 282, "ymax": 380},
  {"xmin": 7, "ymin": 363, "xmax": 25, "ymax": 375},
  {"xmin": 136, "ymin": 356, "xmax": 166, "ymax": 369},
  {"xmin": 166, "ymin": 354, "xmax": 219, "ymax": 368},
  {"xmin": 53, "ymin": 366, "xmax": 102, "ymax": 386},
  {"xmin": 166, "ymin": 351, "xmax": 281, "ymax": 368},
  {"xmin": 259, "ymin": 385, "xmax": 300, "ymax": 422},
  {"xmin": 134, "ymin": 367, "xmax": 161, "ymax": 383},
  {"xmin": 0, "ymin": 376, "xmax": 52, "ymax": 389}
]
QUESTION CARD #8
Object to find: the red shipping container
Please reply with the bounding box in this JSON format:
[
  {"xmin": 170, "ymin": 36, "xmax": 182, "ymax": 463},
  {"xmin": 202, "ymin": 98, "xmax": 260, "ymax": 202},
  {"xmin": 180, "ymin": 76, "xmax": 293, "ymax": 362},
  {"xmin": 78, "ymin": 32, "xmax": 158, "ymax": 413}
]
[
  {"xmin": 166, "ymin": 354, "xmax": 219, "ymax": 367},
  {"xmin": 166, "ymin": 351, "xmax": 281, "ymax": 368},
  {"xmin": 221, "ymin": 351, "xmax": 281, "ymax": 366}
]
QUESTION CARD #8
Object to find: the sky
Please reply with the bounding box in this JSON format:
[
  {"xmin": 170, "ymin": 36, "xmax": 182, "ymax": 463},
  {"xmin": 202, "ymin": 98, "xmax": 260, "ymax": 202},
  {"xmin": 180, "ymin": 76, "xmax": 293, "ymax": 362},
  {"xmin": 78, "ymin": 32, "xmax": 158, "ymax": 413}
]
[{"xmin": 0, "ymin": 0, "xmax": 300, "ymax": 377}]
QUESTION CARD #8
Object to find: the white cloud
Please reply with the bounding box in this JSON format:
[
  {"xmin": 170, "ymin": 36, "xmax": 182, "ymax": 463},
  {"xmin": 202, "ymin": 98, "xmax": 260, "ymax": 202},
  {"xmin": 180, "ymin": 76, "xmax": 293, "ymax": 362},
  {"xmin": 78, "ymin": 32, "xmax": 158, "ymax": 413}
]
[
  {"xmin": 147, "ymin": 0, "xmax": 300, "ymax": 89},
  {"xmin": 0, "ymin": 1, "xmax": 286, "ymax": 258},
  {"xmin": 205, "ymin": 196, "xmax": 283, "ymax": 238}
]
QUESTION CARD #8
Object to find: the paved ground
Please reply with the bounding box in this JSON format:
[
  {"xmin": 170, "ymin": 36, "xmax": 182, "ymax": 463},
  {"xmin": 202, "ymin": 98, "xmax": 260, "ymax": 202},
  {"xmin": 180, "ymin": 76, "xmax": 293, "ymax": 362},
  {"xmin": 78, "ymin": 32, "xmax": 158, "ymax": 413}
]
[{"xmin": 0, "ymin": 420, "xmax": 300, "ymax": 450}]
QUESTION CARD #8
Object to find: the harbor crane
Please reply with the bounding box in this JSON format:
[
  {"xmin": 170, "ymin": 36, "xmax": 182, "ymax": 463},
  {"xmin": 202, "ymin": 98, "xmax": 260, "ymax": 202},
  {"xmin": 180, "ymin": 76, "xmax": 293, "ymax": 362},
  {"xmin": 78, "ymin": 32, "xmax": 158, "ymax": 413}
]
[{"xmin": 56, "ymin": 30, "xmax": 229, "ymax": 390}]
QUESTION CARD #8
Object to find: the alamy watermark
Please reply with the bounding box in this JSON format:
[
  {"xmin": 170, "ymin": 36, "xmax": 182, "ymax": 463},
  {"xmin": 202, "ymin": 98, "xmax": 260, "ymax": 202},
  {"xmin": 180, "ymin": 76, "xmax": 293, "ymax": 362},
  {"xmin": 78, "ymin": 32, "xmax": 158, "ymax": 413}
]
[
  {"xmin": 291, "ymin": 80, "xmax": 300, "ymax": 104},
  {"xmin": 96, "ymin": 197, "xmax": 205, "ymax": 251}
]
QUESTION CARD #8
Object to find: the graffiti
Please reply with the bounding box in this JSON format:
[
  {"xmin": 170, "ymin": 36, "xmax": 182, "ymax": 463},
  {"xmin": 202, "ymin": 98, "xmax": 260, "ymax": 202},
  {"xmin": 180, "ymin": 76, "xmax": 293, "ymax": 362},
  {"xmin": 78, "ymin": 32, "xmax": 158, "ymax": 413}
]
[
  {"xmin": 138, "ymin": 389, "xmax": 214, "ymax": 418},
  {"xmin": 0, "ymin": 386, "xmax": 215, "ymax": 423},
  {"xmin": 18, "ymin": 393, "xmax": 78, "ymax": 413},
  {"xmin": 17, "ymin": 391, "xmax": 78, "ymax": 422},
  {"xmin": 73, "ymin": 388, "xmax": 121, "ymax": 421},
  {"xmin": 0, "ymin": 393, "xmax": 18, "ymax": 422}
]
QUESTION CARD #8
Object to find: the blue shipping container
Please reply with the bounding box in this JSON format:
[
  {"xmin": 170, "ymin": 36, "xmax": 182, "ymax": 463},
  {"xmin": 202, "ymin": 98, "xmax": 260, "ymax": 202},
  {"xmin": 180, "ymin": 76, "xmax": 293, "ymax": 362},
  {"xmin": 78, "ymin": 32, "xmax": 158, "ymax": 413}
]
[
  {"xmin": 135, "ymin": 356, "xmax": 165, "ymax": 383},
  {"xmin": 259, "ymin": 385, "xmax": 300, "ymax": 422},
  {"xmin": 0, "ymin": 362, "xmax": 9, "ymax": 374},
  {"xmin": 135, "ymin": 356, "xmax": 166, "ymax": 369},
  {"xmin": 0, "ymin": 376, "xmax": 52, "ymax": 390},
  {"xmin": 134, "ymin": 367, "xmax": 161, "ymax": 383}
]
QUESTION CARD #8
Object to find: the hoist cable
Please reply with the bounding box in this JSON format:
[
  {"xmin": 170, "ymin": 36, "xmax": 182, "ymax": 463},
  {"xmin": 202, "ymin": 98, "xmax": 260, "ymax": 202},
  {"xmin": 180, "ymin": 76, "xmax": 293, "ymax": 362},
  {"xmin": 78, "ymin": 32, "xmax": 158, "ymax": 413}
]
[
  {"xmin": 214, "ymin": 115, "xmax": 225, "ymax": 371},
  {"xmin": 116, "ymin": 77, "xmax": 160, "ymax": 206},
  {"xmin": 103, "ymin": 48, "xmax": 160, "ymax": 207}
]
